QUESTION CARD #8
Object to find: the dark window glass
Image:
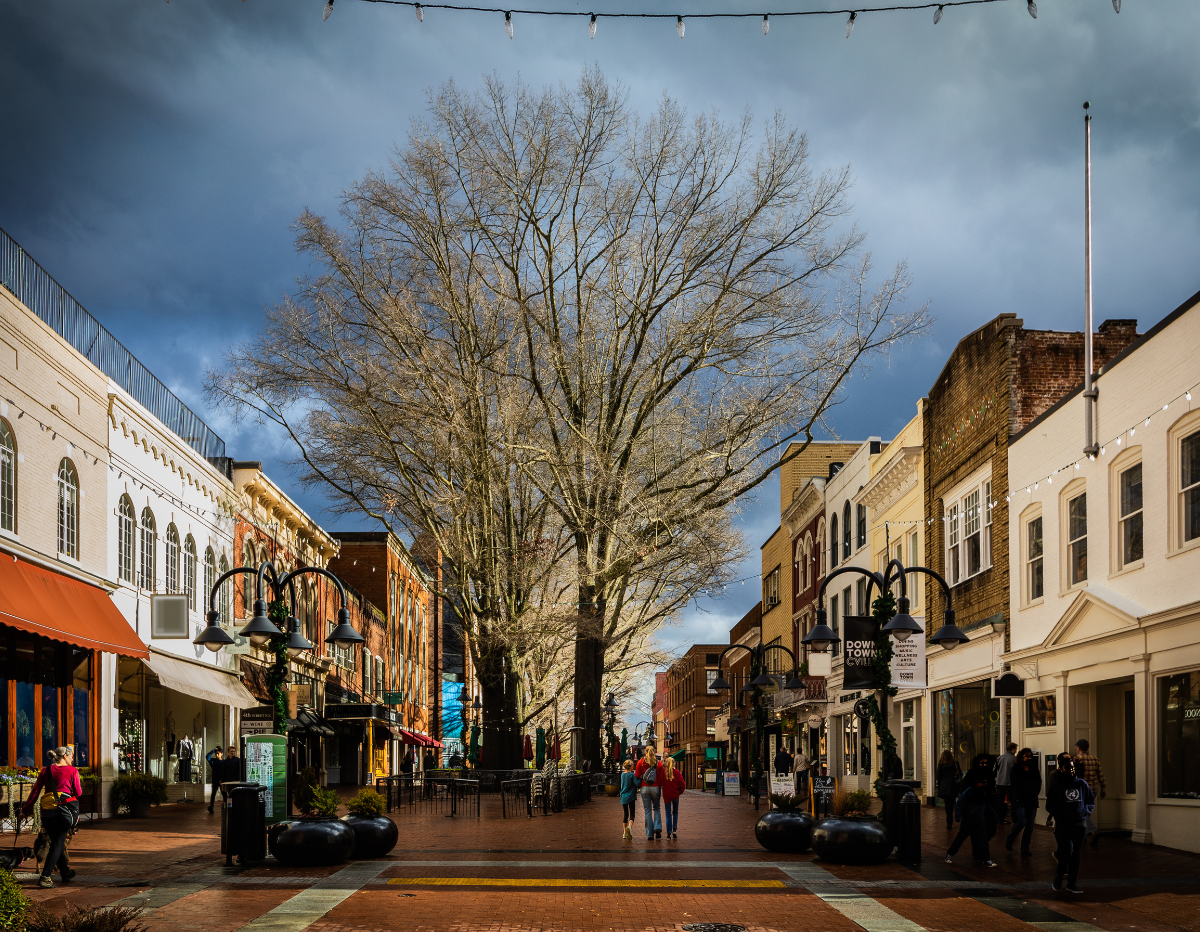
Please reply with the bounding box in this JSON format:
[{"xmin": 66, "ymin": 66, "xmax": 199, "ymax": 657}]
[
  {"xmin": 1068, "ymin": 493, "xmax": 1087, "ymax": 585},
  {"xmin": 1183, "ymin": 431, "xmax": 1200, "ymax": 543},
  {"xmin": 1120, "ymin": 463, "xmax": 1143, "ymax": 566},
  {"xmin": 1026, "ymin": 694, "xmax": 1056, "ymax": 728},
  {"xmin": 830, "ymin": 514, "xmax": 839, "ymax": 566},
  {"xmin": 1028, "ymin": 516, "xmax": 1044, "ymax": 600},
  {"xmin": 1158, "ymin": 670, "xmax": 1200, "ymax": 799}
]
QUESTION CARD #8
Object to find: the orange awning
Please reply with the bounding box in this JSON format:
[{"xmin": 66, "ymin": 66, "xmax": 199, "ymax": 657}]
[{"xmin": 0, "ymin": 556, "xmax": 148, "ymax": 658}]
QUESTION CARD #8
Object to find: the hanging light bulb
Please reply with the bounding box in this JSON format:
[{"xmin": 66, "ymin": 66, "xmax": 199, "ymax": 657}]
[
  {"xmin": 415, "ymin": 3, "xmax": 423, "ymax": 21},
  {"xmin": 1112, "ymin": 0, "xmax": 1120, "ymax": 11},
  {"xmin": 1027, "ymin": 0, "xmax": 1037, "ymax": 18},
  {"xmin": 845, "ymin": 11, "xmax": 856, "ymax": 36},
  {"xmin": 1130, "ymin": 427, "xmax": 1135, "ymax": 437},
  {"xmin": 1188, "ymin": 391, "xmax": 1193, "ymax": 401},
  {"xmin": 322, "ymin": 0, "xmax": 333, "ymax": 21},
  {"xmin": 589, "ymin": 13, "xmax": 596, "ymax": 38},
  {"xmin": 676, "ymin": 15, "xmax": 685, "ymax": 38},
  {"xmin": 1145, "ymin": 418, "xmax": 1151, "ymax": 426},
  {"xmin": 762, "ymin": 14, "xmax": 770, "ymax": 35},
  {"xmin": 933, "ymin": 4, "xmax": 944, "ymax": 23},
  {"xmin": 505, "ymin": 11, "xmax": 513, "ymax": 38},
  {"xmin": 1163, "ymin": 404, "xmax": 1170, "ymax": 411}
]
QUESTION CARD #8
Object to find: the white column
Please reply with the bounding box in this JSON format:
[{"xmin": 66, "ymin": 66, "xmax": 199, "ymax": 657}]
[{"xmin": 1130, "ymin": 655, "xmax": 1153, "ymax": 845}]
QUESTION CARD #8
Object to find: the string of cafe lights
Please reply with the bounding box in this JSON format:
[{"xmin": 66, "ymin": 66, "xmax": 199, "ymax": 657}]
[{"xmin": 319, "ymin": 0, "xmax": 1127, "ymax": 34}]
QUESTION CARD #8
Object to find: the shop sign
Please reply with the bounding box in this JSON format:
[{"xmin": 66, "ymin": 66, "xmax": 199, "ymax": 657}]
[
  {"xmin": 842, "ymin": 617, "xmax": 880, "ymax": 689},
  {"xmin": 812, "ymin": 775, "xmax": 837, "ymax": 810},
  {"xmin": 240, "ymin": 707, "xmax": 275, "ymax": 737},
  {"xmin": 245, "ymin": 733, "xmax": 288, "ymax": 825},
  {"xmin": 723, "ymin": 771, "xmax": 740, "ymax": 796},
  {"xmin": 891, "ymin": 634, "xmax": 926, "ymax": 689},
  {"xmin": 219, "ymin": 624, "xmax": 252, "ymax": 655},
  {"xmin": 383, "ymin": 692, "xmax": 404, "ymax": 705}
]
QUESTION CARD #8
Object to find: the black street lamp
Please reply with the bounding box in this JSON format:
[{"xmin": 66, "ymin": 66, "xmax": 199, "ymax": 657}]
[
  {"xmin": 710, "ymin": 641, "xmax": 805, "ymax": 809},
  {"xmin": 798, "ymin": 557, "xmax": 968, "ymax": 778}
]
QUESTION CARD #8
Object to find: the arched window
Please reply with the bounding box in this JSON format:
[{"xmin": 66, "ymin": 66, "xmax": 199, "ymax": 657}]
[
  {"xmin": 219, "ymin": 553, "xmax": 231, "ymax": 622},
  {"xmin": 0, "ymin": 419, "xmax": 16, "ymax": 534},
  {"xmin": 817, "ymin": 519, "xmax": 826, "ymax": 577},
  {"xmin": 242, "ymin": 539, "xmax": 256, "ymax": 614},
  {"xmin": 204, "ymin": 547, "xmax": 217, "ymax": 613},
  {"xmin": 184, "ymin": 535, "xmax": 197, "ymax": 609},
  {"xmin": 139, "ymin": 508, "xmax": 157, "ymax": 590},
  {"xmin": 804, "ymin": 533, "xmax": 813, "ymax": 590},
  {"xmin": 57, "ymin": 459, "xmax": 79, "ymax": 559},
  {"xmin": 830, "ymin": 513, "xmax": 839, "ymax": 567},
  {"xmin": 165, "ymin": 524, "xmax": 181, "ymax": 593},
  {"xmin": 856, "ymin": 503, "xmax": 867, "ymax": 550},
  {"xmin": 842, "ymin": 501, "xmax": 852, "ymax": 557},
  {"xmin": 117, "ymin": 495, "xmax": 136, "ymax": 582}
]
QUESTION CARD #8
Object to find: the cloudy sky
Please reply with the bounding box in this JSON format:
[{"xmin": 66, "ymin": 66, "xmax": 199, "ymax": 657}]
[{"xmin": 3, "ymin": 0, "xmax": 1198, "ymax": 717}]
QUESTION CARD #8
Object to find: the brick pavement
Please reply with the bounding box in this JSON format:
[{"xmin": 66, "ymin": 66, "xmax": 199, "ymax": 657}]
[{"xmin": 6, "ymin": 788, "xmax": 1199, "ymax": 932}]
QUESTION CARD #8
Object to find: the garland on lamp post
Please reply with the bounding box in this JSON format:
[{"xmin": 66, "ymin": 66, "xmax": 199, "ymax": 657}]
[
  {"xmin": 866, "ymin": 589, "xmax": 899, "ymax": 797},
  {"xmin": 266, "ymin": 598, "xmax": 292, "ymax": 735}
]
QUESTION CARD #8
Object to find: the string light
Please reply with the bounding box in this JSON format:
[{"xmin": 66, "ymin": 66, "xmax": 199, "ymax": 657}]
[
  {"xmin": 323, "ymin": 0, "xmax": 334, "ymax": 21},
  {"xmin": 676, "ymin": 15, "xmax": 685, "ymax": 37},
  {"xmin": 1112, "ymin": 0, "xmax": 1120, "ymax": 10},
  {"xmin": 415, "ymin": 2, "xmax": 423, "ymax": 19},
  {"xmin": 933, "ymin": 4, "xmax": 943, "ymax": 22},
  {"xmin": 505, "ymin": 10, "xmax": 513, "ymax": 37},
  {"xmin": 845, "ymin": 10, "xmax": 856, "ymax": 35},
  {"xmin": 589, "ymin": 12, "xmax": 596, "ymax": 37},
  {"xmin": 1027, "ymin": 0, "xmax": 1037, "ymax": 17},
  {"xmin": 762, "ymin": 13, "xmax": 770, "ymax": 34}
]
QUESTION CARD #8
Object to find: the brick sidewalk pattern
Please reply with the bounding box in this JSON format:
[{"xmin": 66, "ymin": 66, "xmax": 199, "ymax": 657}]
[{"xmin": 7, "ymin": 788, "xmax": 1198, "ymax": 931}]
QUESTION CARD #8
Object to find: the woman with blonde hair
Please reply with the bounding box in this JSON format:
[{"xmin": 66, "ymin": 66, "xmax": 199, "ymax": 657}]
[
  {"xmin": 21, "ymin": 746, "xmax": 80, "ymax": 888},
  {"xmin": 661, "ymin": 756, "xmax": 686, "ymax": 839},
  {"xmin": 634, "ymin": 745, "xmax": 665, "ymax": 840}
]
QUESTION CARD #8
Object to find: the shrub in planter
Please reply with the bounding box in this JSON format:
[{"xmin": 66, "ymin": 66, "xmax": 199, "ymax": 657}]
[
  {"xmin": 755, "ymin": 792, "xmax": 815, "ymax": 853},
  {"xmin": 343, "ymin": 789, "xmax": 398, "ymax": 859},
  {"xmin": 269, "ymin": 785, "xmax": 354, "ymax": 867},
  {"xmin": 0, "ymin": 868, "xmax": 29, "ymax": 932},
  {"xmin": 810, "ymin": 784, "xmax": 892, "ymax": 865},
  {"xmin": 111, "ymin": 773, "xmax": 168, "ymax": 818}
]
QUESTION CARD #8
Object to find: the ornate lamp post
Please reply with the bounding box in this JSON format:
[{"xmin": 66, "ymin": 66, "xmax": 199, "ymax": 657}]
[
  {"xmin": 709, "ymin": 643, "xmax": 805, "ymax": 810},
  {"xmin": 800, "ymin": 557, "xmax": 967, "ymax": 785},
  {"xmin": 193, "ymin": 560, "xmax": 365, "ymax": 733},
  {"xmin": 604, "ymin": 694, "xmax": 619, "ymax": 775}
]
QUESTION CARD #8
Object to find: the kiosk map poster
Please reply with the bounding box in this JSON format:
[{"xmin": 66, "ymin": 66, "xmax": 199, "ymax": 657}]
[{"xmin": 245, "ymin": 734, "xmax": 287, "ymax": 824}]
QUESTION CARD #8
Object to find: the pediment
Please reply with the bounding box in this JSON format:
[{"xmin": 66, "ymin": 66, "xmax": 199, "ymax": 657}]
[{"xmin": 1042, "ymin": 586, "xmax": 1146, "ymax": 649}]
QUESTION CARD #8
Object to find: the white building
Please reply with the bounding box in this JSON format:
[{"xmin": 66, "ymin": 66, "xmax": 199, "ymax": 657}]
[{"xmin": 1006, "ymin": 288, "xmax": 1200, "ymax": 852}]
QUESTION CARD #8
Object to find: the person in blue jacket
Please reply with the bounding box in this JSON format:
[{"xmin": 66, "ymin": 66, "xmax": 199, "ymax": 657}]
[
  {"xmin": 619, "ymin": 759, "xmax": 639, "ymax": 840},
  {"xmin": 1045, "ymin": 753, "xmax": 1095, "ymax": 894}
]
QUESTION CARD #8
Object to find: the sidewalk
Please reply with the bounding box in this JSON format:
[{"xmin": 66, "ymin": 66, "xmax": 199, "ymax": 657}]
[{"xmin": 10, "ymin": 789, "xmax": 1198, "ymax": 932}]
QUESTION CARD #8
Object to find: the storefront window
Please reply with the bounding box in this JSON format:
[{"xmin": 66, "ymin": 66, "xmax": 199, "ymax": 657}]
[
  {"xmin": 1026, "ymin": 694, "xmax": 1056, "ymax": 728},
  {"xmin": 901, "ymin": 700, "xmax": 915, "ymax": 780},
  {"xmin": 73, "ymin": 654, "xmax": 92, "ymax": 768},
  {"xmin": 933, "ymin": 680, "xmax": 1000, "ymax": 771},
  {"xmin": 1158, "ymin": 670, "xmax": 1200, "ymax": 800},
  {"xmin": 118, "ymin": 657, "xmax": 145, "ymax": 774},
  {"xmin": 42, "ymin": 685, "xmax": 59, "ymax": 754},
  {"xmin": 0, "ymin": 676, "xmax": 7, "ymax": 767}
]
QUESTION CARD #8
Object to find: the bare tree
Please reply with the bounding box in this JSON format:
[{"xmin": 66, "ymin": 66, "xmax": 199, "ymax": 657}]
[{"xmin": 412, "ymin": 69, "xmax": 932, "ymax": 764}]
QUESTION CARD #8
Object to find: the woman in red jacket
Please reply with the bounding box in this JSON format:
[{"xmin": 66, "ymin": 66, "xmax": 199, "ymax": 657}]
[
  {"xmin": 634, "ymin": 746, "xmax": 666, "ymax": 840},
  {"xmin": 661, "ymin": 757, "xmax": 686, "ymax": 839}
]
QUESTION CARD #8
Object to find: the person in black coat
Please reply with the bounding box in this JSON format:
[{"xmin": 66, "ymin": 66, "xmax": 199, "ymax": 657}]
[
  {"xmin": 935, "ymin": 749, "xmax": 963, "ymax": 830},
  {"xmin": 945, "ymin": 765, "xmax": 998, "ymax": 866},
  {"xmin": 1005, "ymin": 748, "xmax": 1042, "ymax": 855},
  {"xmin": 1046, "ymin": 753, "xmax": 1095, "ymax": 893}
]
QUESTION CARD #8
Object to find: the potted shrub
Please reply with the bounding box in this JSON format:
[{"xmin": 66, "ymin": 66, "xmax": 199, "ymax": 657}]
[
  {"xmin": 755, "ymin": 792, "xmax": 816, "ymax": 853},
  {"xmin": 343, "ymin": 788, "xmax": 398, "ymax": 859},
  {"xmin": 268, "ymin": 773, "xmax": 354, "ymax": 867},
  {"xmin": 111, "ymin": 772, "xmax": 169, "ymax": 818},
  {"xmin": 810, "ymin": 786, "xmax": 893, "ymax": 865}
]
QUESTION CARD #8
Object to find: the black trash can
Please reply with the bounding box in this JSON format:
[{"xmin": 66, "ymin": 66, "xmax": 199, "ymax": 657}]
[
  {"xmin": 221, "ymin": 782, "xmax": 267, "ymax": 866},
  {"xmin": 881, "ymin": 780, "xmax": 921, "ymax": 846}
]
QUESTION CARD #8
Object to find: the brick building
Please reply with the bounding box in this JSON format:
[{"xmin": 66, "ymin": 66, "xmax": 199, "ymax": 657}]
[
  {"xmin": 664, "ymin": 644, "xmax": 725, "ymax": 787},
  {"xmin": 922, "ymin": 313, "xmax": 1139, "ymax": 777}
]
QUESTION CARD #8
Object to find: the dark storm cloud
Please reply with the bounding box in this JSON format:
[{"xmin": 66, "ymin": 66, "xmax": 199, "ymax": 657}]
[{"xmin": 2, "ymin": 1, "xmax": 1198, "ymax": 662}]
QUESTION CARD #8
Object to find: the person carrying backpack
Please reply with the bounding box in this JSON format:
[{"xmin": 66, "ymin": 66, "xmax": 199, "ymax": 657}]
[
  {"xmin": 634, "ymin": 746, "xmax": 665, "ymax": 840},
  {"xmin": 1046, "ymin": 753, "xmax": 1094, "ymax": 894},
  {"xmin": 21, "ymin": 746, "xmax": 81, "ymax": 889}
]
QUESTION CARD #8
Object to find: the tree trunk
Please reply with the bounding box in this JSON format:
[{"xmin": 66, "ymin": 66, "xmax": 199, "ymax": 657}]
[
  {"xmin": 573, "ymin": 627, "xmax": 604, "ymax": 771},
  {"xmin": 479, "ymin": 650, "xmax": 523, "ymax": 770}
]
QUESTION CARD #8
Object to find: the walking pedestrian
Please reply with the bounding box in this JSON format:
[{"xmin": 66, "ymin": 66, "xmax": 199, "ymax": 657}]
[
  {"xmin": 995, "ymin": 742, "xmax": 1017, "ymax": 823},
  {"xmin": 206, "ymin": 745, "xmax": 224, "ymax": 814},
  {"xmin": 401, "ymin": 750, "xmax": 415, "ymax": 776},
  {"xmin": 935, "ymin": 749, "xmax": 962, "ymax": 830},
  {"xmin": 662, "ymin": 756, "xmax": 686, "ymax": 839},
  {"xmin": 945, "ymin": 762, "xmax": 997, "ymax": 867},
  {"xmin": 773, "ymin": 745, "xmax": 793, "ymax": 776},
  {"xmin": 1046, "ymin": 752, "xmax": 1094, "ymax": 894},
  {"xmin": 225, "ymin": 745, "xmax": 242, "ymax": 782},
  {"xmin": 1072, "ymin": 738, "xmax": 1106, "ymax": 850},
  {"xmin": 21, "ymin": 746, "xmax": 80, "ymax": 889},
  {"xmin": 634, "ymin": 746, "xmax": 665, "ymax": 840},
  {"xmin": 619, "ymin": 759, "xmax": 638, "ymax": 839},
  {"xmin": 1005, "ymin": 748, "xmax": 1041, "ymax": 856},
  {"xmin": 422, "ymin": 749, "xmax": 437, "ymax": 772}
]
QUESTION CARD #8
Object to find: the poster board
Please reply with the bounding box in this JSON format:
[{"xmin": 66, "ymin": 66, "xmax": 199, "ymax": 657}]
[
  {"xmin": 842, "ymin": 617, "xmax": 880, "ymax": 689},
  {"xmin": 811, "ymin": 775, "xmax": 837, "ymax": 816},
  {"xmin": 723, "ymin": 771, "xmax": 740, "ymax": 797},
  {"xmin": 245, "ymin": 734, "xmax": 288, "ymax": 825}
]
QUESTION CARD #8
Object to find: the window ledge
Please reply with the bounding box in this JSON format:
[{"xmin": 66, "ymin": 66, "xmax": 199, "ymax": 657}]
[
  {"xmin": 57, "ymin": 553, "xmax": 82, "ymax": 568},
  {"xmin": 1062, "ymin": 581, "xmax": 1089, "ymax": 597},
  {"xmin": 0, "ymin": 529, "xmax": 19, "ymax": 543},
  {"xmin": 1167, "ymin": 537, "xmax": 1200, "ymax": 559},
  {"xmin": 1019, "ymin": 597, "xmax": 1045, "ymax": 612},
  {"xmin": 1108, "ymin": 561, "xmax": 1144, "ymax": 580}
]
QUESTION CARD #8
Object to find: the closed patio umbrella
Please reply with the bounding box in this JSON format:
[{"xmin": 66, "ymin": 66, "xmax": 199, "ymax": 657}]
[
  {"xmin": 535, "ymin": 726, "xmax": 546, "ymax": 770},
  {"xmin": 523, "ymin": 734, "xmax": 533, "ymax": 761}
]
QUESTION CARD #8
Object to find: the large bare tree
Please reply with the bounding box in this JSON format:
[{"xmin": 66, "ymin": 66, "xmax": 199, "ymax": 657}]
[{"xmin": 211, "ymin": 67, "xmax": 929, "ymax": 769}]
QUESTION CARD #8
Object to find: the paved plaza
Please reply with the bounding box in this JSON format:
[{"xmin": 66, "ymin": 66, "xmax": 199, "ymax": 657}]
[{"xmin": 14, "ymin": 789, "xmax": 1200, "ymax": 932}]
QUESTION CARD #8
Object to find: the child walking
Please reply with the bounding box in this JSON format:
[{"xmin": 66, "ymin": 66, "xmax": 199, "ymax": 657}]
[{"xmin": 619, "ymin": 759, "xmax": 638, "ymax": 839}]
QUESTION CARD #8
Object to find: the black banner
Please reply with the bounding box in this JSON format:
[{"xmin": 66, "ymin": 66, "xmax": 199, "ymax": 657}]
[{"xmin": 841, "ymin": 615, "xmax": 881, "ymax": 689}]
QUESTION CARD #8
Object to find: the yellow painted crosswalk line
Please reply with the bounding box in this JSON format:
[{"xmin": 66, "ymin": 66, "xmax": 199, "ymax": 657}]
[{"xmin": 386, "ymin": 878, "xmax": 786, "ymax": 888}]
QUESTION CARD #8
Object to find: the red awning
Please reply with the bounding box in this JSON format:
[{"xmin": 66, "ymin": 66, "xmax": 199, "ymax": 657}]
[
  {"xmin": 0, "ymin": 557, "xmax": 148, "ymax": 658},
  {"xmin": 396, "ymin": 729, "xmax": 420, "ymax": 745}
]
